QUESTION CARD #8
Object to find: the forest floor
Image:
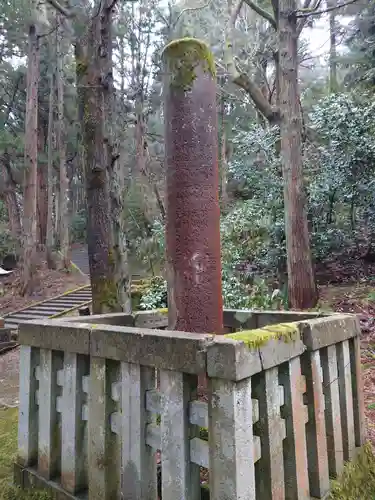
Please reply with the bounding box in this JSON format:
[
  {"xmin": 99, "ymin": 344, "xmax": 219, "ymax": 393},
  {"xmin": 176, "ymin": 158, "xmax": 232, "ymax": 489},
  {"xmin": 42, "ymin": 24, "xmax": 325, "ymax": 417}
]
[
  {"xmin": 0, "ymin": 254, "xmax": 89, "ymax": 316},
  {"xmin": 315, "ymin": 254, "xmax": 375, "ymax": 446},
  {"xmin": 319, "ymin": 283, "xmax": 375, "ymax": 445}
]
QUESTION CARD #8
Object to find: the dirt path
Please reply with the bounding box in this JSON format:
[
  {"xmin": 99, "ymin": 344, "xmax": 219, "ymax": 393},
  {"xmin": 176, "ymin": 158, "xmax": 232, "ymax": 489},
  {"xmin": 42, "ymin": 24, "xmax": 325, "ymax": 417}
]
[
  {"xmin": 0, "ymin": 253, "xmax": 89, "ymax": 316},
  {"xmin": 0, "ymin": 254, "xmax": 89, "ymax": 408},
  {"xmin": 320, "ymin": 283, "xmax": 375, "ymax": 445}
]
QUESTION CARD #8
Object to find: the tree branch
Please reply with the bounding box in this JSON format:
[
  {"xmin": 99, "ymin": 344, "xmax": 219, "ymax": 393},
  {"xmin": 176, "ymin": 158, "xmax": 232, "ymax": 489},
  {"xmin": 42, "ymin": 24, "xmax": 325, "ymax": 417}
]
[
  {"xmin": 296, "ymin": 0, "xmax": 359, "ymax": 17},
  {"xmin": 105, "ymin": 0, "xmax": 119, "ymax": 11},
  {"xmin": 172, "ymin": 0, "xmax": 212, "ymax": 30},
  {"xmin": 296, "ymin": 0, "xmax": 313, "ymax": 36},
  {"xmin": 297, "ymin": 0, "xmax": 323, "ymax": 12},
  {"xmin": 270, "ymin": 0, "xmax": 279, "ymax": 22},
  {"xmin": 45, "ymin": 0, "xmax": 73, "ymax": 17},
  {"xmin": 224, "ymin": 0, "xmax": 279, "ymax": 123},
  {"xmin": 242, "ymin": 0, "xmax": 277, "ymax": 29}
]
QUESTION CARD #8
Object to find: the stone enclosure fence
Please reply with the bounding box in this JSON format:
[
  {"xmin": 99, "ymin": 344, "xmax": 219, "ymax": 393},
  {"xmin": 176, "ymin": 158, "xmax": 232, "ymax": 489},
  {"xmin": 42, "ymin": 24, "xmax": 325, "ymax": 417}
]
[{"xmin": 14, "ymin": 309, "xmax": 365, "ymax": 499}]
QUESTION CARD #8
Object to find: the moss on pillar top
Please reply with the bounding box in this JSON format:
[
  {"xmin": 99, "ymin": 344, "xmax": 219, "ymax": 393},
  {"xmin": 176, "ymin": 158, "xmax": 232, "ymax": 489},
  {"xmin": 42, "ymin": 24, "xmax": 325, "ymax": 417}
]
[
  {"xmin": 162, "ymin": 37, "xmax": 216, "ymax": 91},
  {"xmin": 224, "ymin": 322, "xmax": 300, "ymax": 349}
]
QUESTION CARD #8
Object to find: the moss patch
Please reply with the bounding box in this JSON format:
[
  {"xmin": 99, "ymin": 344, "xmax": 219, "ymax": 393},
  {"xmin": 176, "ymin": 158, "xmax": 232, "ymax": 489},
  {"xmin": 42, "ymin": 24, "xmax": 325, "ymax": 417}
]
[
  {"xmin": 328, "ymin": 443, "xmax": 375, "ymax": 499},
  {"xmin": 0, "ymin": 407, "xmax": 51, "ymax": 499},
  {"xmin": 224, "ymin": 322, "xmax": 300, "ymax": 349},
  {"xmin": 92, "ymin": 277, "xmax": 119, "ymax": 313},
  {"xmin": 163, "ymin": 37, "xmax": 216, "ymax": 91}
]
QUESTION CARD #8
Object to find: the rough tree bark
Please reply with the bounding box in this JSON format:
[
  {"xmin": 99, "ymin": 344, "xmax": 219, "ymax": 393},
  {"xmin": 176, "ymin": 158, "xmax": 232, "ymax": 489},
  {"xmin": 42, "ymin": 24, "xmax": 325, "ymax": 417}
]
[
  {"xmin": 219, "ymin": 92, "xmax": 229, "ymax": 210},
  {"xmin": 37, "ymin": 120, "xmax": 48, "ymax": 247},
  {"xmin": 103, "ymin": 0, "xmax": 131, "ymax": 312},
  {"xmin": 278, "ymin": 0, "xmax": 317, "ymax": 308},
  {"xmin": 46, "ymin": 57, "xmax": 56, "ymax": 268},
  {"xmin": 225, "ymin": 0, "xmax": 318, "ymax": 309},
  {"xmin": 45, "ymin": 0, "xmax": 131, "ymax": 311},
  {"xmin": 2, "ymin": 152, "xmax": 21, "ymax": 238},
  {"xmin": 56, "ymin": 16, "xmax": 70, "ymax": 269},
  {"xmin": 4, "ymin": 188, "xmax": 21, "ymax": 238},
  {"xmin": 20, "ymin": 23, "xmax": 39, "ymax": 295},
  {"xmin": 81, "ymin": 3, "xmax": 121, "ymax": 314}
]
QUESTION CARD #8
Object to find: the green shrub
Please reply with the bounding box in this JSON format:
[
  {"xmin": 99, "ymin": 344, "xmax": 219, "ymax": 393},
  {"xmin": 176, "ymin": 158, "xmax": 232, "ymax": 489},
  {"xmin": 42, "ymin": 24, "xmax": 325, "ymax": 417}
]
[
  {"xmin": 139, "ymin": 274, "xmax": 285, "ymax": 311},
  {"xmin": 70, "ymin": 209, "xmax": 87, "ymax": 243},
  {"xmin": 0, "ymin": 230, "xmax": 17, "ymax": 263},
  {"xmin": 139, "ymin": 276, "xmax": 167, "ymax": 310}
]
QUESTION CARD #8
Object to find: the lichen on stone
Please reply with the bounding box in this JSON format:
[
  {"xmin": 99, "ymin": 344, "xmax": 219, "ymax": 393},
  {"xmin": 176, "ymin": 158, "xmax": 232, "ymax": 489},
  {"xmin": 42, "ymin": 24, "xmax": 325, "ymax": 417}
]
[
  {"xmin": 158, "ymin": 308, "xmax": 168, "ymax": 315},
  {"xmin": 162, "ymin": 37, "xmax": 216, "ymax": 91},
  {"xmin": 224, "ymin": 322, "xmax": 300, "ymax": 349}
]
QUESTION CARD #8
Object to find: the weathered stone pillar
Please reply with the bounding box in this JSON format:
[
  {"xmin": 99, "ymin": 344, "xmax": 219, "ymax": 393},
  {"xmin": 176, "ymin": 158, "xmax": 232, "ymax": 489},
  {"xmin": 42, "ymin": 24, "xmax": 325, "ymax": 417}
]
[{"xmin": 163, "ymin": 38, "xmax": 223, "ymax": 334}]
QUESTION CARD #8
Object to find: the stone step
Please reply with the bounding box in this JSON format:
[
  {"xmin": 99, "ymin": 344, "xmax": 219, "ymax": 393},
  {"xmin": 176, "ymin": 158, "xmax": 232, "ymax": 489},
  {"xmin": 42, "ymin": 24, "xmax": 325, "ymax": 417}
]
[
  {"xmin": 66, "ymin": 295, "xmax": 92, "ymax": 301},
  {"xmin": 51, "ymin": 299, "xmax": 91, "ymax": 305},
  {"xmin": 61, "ymin": 291, "xmax": 91, "ymax": 297},
  {"xmin": 8, "ymin": 313, "xmax": 55, "ymax": 322},
  {"xmin": 55, "ymin": 292, "xmax": 91, "ymax": 298},
  {"xmin": 4, "ymin": 317, "xmax": 20, "ymax": 324},
  {"xmin": 22, "ymin": 310, "xmax": 60, "ymax": 317},
  {"xmin": 28, "ymin": 306, "xmax": 69, "ymax": 313},
  {"xmin": 48, "ymin": 300, "xmax": 89, "ymax": 307},
  {"xmin": 4, "ymin": 323, "xmax": 18, "ymax": 330},
  {"xmin": 3, "ymin": 277, "xmax": 149, "ymax": 331}
]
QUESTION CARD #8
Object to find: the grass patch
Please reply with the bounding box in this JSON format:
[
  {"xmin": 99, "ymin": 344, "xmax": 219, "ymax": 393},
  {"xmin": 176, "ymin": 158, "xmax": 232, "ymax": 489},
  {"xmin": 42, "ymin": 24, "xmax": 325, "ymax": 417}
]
[
  {"xmin": 328, "ymin": 443, "xmax": 375, "ymax": 499},
  {"xmin": 0, "ymin": 407, "xmax": 50, "ymax": 500},
  {"xmin": 0, "ymin": 407, "xmax": 18, "ymax": 484}
]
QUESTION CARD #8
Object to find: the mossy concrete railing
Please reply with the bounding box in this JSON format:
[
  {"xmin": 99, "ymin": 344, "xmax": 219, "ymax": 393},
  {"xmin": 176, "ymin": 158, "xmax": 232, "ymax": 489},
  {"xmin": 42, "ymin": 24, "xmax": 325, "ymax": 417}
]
[{"xmin": 14, "ymin": 309, "xmax": 365, "ymax": 499}]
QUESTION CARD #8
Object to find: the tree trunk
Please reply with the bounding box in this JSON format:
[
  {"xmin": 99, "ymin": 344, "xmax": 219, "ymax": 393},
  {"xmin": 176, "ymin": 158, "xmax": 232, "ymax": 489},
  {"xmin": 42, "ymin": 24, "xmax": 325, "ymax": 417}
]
[
  {"xmin": 2, "ymin": 152, "xmax": 21, "ymax": 239},
  {"xmin": 54, "ymin": 179, "xmax": 59, "ymax": 244},
  {"xmin": 80, "ymin": 7, "xmax": 121, "ymax": 314},
  {"xmin": 135, "ymin": 103, "xmax": 155, "ymax": 224},
  {"xmin": 4, "ymin": 189, "xmax": 21, "ymax": 238},
  {"xmin": 37, "ymin": 153, "xmax": 48, "ymax": 247},
  {"xmin": 103, "ymin": 0, "xmax": 131, "ymax": 312},
  {"xmin": 278, "ymin": 0, "xmax": 317, "ymax": 309},
  {"xmin": 75, "ymin": 38, "xmax": 87, "ymax": 224},
  {"xmin": 20, "ymin": 23, "xmax": 39, "ymax": 295},
  {"xmin": 56, "ymin": 17, "xmax": 70, "ymax": 269},
  {"xmin": 46, "ymin": 59, "xmax": 56, "ymax": 268},
  {"xmin": 328, "ymin": 0, "xmax": 338, "ymax": 93},
  {"xmin": 219, "ymin": 95, "xmax": 229, "ymax": 210}
]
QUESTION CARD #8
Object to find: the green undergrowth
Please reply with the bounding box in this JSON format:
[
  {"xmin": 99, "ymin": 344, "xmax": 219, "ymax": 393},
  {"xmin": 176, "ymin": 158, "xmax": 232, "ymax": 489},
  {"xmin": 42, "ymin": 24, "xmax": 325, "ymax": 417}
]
[
  {"xmin": 328, "ymin": 443, "xmax": 375, "ymax": 499},
  {"xmin": 0, "ymin": 408, "xmax": 50, "ymax": 500}
]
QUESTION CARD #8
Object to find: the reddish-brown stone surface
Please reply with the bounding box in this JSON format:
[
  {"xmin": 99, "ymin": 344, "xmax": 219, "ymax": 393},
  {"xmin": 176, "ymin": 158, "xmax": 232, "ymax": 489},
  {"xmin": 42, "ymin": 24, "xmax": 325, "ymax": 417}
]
[{"xmin": 164, "ymin": 39, "xmax": 223, "ymax": 335}]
